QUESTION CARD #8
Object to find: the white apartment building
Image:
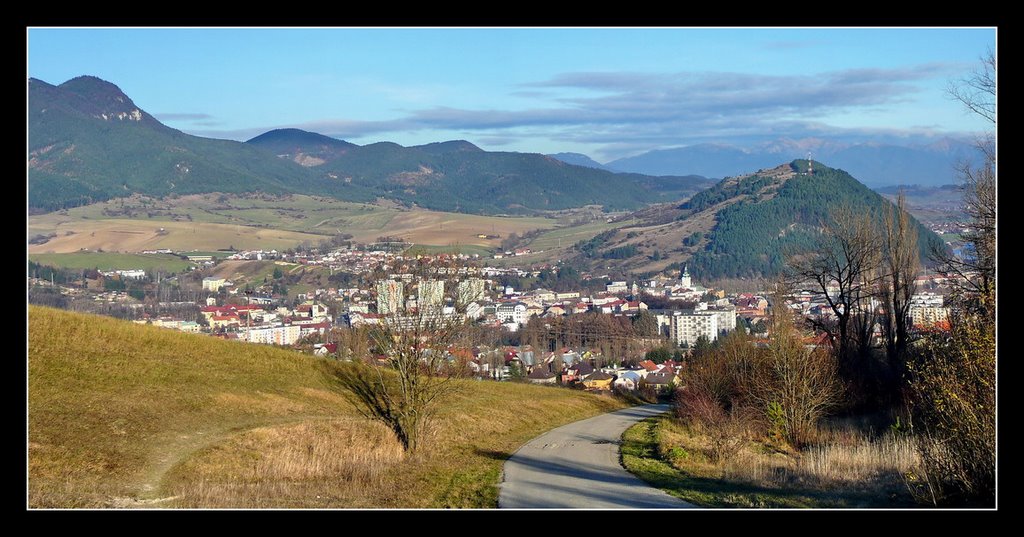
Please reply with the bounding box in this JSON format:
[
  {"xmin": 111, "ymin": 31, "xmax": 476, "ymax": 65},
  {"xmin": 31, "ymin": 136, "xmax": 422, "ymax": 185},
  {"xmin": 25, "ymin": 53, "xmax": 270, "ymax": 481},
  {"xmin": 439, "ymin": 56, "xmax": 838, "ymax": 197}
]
[
  {"xmin": 457, "ymin": 278, "xmax": 486, "ymax": 306},
  {"xmin": 669, "ymin": 312, "xmax": 719, "ymax": 347},
  {"xmin": 705, "ymin": 304, "xmax": 737, "ymax": 333},
  {"xmin": 241, "ymin": 324, "xmax": 301, "ymax": 346},
  {"xmin": 496, "ymin": 302, "xmax": 528, "ymax": 326},
  {"xmin": 418, "ymin": 279, "xmax": 445, "ymax": 308},
  {"xmin": 202, "ymin": 277, "xmax": 226, "ymax": 292},
  {"xmin": 606, "ymin": 280, "xmax": 628, "ymax": 294},
  {"xmin": 376, "ymin": 279, "xmax": 404, "ymax": 315},
  {"xmin": 910, "ymin": 306, "xmax": 951, "ymax": 328}
]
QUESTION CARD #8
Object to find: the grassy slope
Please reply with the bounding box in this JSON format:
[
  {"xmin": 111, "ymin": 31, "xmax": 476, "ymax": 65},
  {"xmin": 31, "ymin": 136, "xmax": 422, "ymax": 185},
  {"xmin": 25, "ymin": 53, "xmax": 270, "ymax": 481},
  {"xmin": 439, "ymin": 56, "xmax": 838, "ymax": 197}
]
[
  {"xmin": 28, "ymin": 306, "xmax": 625, "ymax": 508},
  {"xmin": 29, "ymin": 194, "xmax": 557, "ymax": 254},
  {"xmin": 28, "ymin": 252, "xmax": 191, "ymax": 273},
  {"xmin": 621, "ymin": 414, "xmax": 918, "ymax": 508}
]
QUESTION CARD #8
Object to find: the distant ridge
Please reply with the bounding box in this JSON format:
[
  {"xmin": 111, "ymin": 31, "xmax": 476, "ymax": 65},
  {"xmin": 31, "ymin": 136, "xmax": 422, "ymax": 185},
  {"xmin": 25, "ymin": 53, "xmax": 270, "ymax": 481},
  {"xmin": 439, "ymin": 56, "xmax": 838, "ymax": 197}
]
[
  {"xmin": 246, "ymin": 128, "xmax": 357, "ymax": 166},
  {"xmin": 548, "ymin": 152, "xmax": 614, "ymax": 172},
  {"xmin": 606, "ymin": 139, "xmax": 983, "ymax": 187},
  {"xmin": 30, "ymin": 75, "xmax": 712, "ymax": 215}
]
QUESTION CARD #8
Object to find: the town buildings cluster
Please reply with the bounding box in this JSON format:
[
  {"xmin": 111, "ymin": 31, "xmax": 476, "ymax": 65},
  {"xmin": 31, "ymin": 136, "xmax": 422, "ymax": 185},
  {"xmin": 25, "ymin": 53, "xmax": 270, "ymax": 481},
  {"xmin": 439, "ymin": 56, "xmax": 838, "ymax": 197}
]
[{"xmin": 32, "ymin": 242, "xmax": 959, "ymax": 388}]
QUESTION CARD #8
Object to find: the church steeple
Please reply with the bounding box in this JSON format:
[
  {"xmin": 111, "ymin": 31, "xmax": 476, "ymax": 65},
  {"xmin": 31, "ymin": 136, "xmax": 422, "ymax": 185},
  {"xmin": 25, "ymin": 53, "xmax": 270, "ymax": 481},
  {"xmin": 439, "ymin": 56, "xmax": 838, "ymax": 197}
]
[{"xmin": 681, "ymin": 265, "xmax": 692, "ymax": 288}]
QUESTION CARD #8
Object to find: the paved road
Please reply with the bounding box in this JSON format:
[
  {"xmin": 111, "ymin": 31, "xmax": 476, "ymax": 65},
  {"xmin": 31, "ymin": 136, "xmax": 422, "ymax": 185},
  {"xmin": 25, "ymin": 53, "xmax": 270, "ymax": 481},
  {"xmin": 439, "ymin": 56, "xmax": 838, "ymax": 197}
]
[{"xmin": 499, "ymin": 404, "xmax": 694, "ymax": 509}]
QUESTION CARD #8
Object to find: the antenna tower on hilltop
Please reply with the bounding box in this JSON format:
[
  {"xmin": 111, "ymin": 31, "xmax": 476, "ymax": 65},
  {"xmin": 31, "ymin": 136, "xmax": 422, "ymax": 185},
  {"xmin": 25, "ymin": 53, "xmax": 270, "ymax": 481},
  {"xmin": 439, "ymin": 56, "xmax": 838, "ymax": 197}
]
[{"xmin": 807, "ymin": 152, "xmax": 813, "ymax": 176}]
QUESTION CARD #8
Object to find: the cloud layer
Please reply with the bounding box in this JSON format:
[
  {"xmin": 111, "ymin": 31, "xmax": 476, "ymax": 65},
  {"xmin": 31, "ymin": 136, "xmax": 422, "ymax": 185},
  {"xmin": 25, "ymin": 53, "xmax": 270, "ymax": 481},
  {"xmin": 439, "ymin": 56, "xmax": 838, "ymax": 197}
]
[{"xmin": 179, "ymin": 63, "xmax": 973, "ymax": 159}]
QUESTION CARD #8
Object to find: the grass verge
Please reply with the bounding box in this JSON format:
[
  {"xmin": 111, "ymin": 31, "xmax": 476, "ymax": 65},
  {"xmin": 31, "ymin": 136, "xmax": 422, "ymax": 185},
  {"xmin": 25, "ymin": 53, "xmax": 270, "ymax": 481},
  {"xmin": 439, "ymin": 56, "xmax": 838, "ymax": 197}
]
[{"xmin": 621, "ymin": 414, "xmax": 919, "ymax": 508}]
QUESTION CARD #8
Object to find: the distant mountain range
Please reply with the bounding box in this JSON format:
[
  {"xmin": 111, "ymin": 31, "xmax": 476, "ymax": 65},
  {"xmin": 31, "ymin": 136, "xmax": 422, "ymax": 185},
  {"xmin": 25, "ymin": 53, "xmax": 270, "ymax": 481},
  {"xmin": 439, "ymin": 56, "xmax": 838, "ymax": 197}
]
[
  {"xmin": 546, "ymin": 152, "xmax": 614, "ymax": 172},
  {"xmin": 28, "ymin": 75, "xmax": 712, "ymax": 215},
  {"xmin": 549, "ymin": 139, "xmax": 983, "ymax": 188}
]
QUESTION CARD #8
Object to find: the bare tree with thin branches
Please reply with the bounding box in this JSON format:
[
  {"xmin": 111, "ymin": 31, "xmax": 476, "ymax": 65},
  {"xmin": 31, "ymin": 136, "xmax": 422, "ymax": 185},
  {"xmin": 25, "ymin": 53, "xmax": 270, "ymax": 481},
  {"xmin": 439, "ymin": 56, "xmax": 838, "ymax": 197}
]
[
  {"xmin": 933, "ymin": 49, "xmax": 996, "ymax": 317},
  {"xmin": 947, "ymin": 49, "xmax": 995, "ymax": 124},
  {"xmin": 786, "ymin": 207, "xmax": 881, "ymax": 361},
  {"xmin": 879, "ymin": 192, "xmax": 919, "ymax": 371},
  {"xmin": 323, "ymin": 260, "xmax": 485, "ymax": 453},
  {"xmin": 905, "ymin": 48, "xmax": 996, "ymax": 506}
]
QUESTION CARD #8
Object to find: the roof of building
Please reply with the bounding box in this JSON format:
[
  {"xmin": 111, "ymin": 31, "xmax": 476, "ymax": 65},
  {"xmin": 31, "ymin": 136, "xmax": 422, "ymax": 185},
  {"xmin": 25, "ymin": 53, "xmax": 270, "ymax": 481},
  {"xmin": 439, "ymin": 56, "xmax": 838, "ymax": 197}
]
[
  {"xmin": 574, "ymin": 361, "xmax": 595, "ymax": 375},
  {"xmin": 527, "ymin": 368, "xmax": 555, "ymax": 379},
  {"xmin": 644, "ymin": 371, "xmax": 676, "ymax": 385},
  {"xmin": 638, "ymin": 360, "xmax": 660, "ymax": 372}
]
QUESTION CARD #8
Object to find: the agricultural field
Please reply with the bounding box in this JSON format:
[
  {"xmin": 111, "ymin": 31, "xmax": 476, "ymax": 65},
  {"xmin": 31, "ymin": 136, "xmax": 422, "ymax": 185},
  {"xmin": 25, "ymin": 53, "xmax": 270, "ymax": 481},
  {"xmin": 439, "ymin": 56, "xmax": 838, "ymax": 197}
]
[
  {"xmin": 526, "ymin": 218, "xmax": 638, "ymax": 253},
  {"xmin": 27, "ymin": 218, "xmax": 324, "ymax": 255},
  {"xmin": 28, "ymin": 252, "xmax": 192, "ymax": 273},
  {"xmin": 29, "ymin": 193, "xmax": 559, "ymax": 254}
]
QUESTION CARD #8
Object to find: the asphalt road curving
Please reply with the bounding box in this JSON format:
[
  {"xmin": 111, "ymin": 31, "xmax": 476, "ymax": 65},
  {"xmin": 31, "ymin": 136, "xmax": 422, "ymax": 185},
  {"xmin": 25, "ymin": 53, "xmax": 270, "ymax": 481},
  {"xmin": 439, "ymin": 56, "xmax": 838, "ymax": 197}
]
[{"xmin": 499, "ymin": 403, "xmax": 694, "ymax": 509}]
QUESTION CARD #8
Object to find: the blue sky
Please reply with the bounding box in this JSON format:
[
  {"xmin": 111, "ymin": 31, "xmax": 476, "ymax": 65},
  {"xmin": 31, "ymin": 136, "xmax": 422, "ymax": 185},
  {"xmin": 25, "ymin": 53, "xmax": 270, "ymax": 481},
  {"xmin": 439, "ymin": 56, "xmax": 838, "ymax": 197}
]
[{"xmin": 28, "ymin": 27, "xmax": 995, "ymax": 161}]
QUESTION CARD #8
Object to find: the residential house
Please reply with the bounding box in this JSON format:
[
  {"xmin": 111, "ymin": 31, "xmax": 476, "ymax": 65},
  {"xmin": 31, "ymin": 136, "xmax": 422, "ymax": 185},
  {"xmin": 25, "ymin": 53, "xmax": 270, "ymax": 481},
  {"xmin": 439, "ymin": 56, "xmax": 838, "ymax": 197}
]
[
  {"xmin": 562, "ymin": 359, "xmax": 594, "ymax": 384},
  {"xmin": 638, "ymin": 360, "xmax": 661, "ymax": 374},
  {"xmin": 543, "ymin": 304, "xmax": 566, "ymax": 317},
  {"xmin": 641, "ymin": 370, "xmax": 678, "ymax": 392},
  {"xmin": 582, "ymin": 370, "xmax": 614, "ymax": 391},
  {"xmin": 210, "ymin": 314, "xmax": 240, "ymax": 330},
  {"xmin": 525, "ymin": 304, "xmax": 544, "ymax": 319},
  {"xmin": 526, "ymin": 368, "xmax": 557, "ymax": 384},
  {"xmin": 613, "ymin": 370, "xmax": 643, "ymax": 391},
  {"xmin": 314, "ymin": 343, "xmax": 338, "ymax": 357}
]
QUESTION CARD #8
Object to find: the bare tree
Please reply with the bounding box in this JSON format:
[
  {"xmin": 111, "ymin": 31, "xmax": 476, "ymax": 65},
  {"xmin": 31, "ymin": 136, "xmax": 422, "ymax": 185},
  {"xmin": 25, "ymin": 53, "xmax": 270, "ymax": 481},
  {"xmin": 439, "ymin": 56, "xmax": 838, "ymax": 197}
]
[
  {"xmin": 933, "ymin": 49, "xmax": 996, "ymax": 317},
  {"xmin": 787, "ymin": 207, "xmax": 880, "ymax": 361},
  {"xmin": 905, "ymin": 49, "xmax": 996, "ymax": 506},
  {"xmin": 947, "ymin": 49, "xmax": 995, "ymax": 124},
  {"xmin": 323, "ymin": 260, "xmax": 484, "ymax": 453},
  {"xmin": 879, "ymin": 192, "xmax": 919, "ymax": 370}
]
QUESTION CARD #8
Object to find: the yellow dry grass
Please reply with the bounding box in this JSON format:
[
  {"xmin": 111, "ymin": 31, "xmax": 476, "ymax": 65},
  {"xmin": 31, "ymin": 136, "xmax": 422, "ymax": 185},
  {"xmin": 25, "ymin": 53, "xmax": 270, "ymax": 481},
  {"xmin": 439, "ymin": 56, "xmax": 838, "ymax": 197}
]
[
  {"xmin": 29, "ymin": 306, "xmax": 625, "ymax": 508},
  {"xmin": 27, "ymin": 219, "xmax": 324, "ymax": 254},
  {"xmin": 624, "ymin": 414, "xmax": 921, "ymax": 507},
  {"xmin": 29, "ymin": 194, "xmax": 558, "ymax": 254}
]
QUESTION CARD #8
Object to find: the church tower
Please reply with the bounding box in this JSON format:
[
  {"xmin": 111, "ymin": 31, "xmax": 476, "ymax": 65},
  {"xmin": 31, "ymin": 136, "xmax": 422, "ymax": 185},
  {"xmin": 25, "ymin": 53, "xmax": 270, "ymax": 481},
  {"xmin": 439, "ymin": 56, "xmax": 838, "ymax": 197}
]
[{"xmin": 681, "ymin": 265, "xmax": 692, "ymax": 288}]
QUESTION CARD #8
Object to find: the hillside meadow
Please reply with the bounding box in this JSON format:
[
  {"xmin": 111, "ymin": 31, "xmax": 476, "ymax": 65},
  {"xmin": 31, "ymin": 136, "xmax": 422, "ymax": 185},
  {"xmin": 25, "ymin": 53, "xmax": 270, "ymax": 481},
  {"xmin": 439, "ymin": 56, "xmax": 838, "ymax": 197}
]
[
  {"xmin": 28, "ymin": 194, "xmax": 558, "ymax": 255},
  {"xmin": 28, "ymin": 307, "xmax": 625, "ymax": 508}
]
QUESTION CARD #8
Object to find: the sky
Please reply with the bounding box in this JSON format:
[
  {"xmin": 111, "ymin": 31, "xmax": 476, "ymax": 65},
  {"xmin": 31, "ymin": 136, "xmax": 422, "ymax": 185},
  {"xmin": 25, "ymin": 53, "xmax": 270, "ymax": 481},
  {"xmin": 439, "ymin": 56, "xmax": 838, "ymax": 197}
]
[{"xmin": 27, "ymin": 27, "xmax": 996, "ymax": 162}]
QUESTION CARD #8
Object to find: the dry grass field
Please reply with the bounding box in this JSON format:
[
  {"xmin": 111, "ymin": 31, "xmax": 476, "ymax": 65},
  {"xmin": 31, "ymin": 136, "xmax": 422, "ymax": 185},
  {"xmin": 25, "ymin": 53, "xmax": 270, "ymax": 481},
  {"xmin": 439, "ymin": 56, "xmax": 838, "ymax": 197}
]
[
  {"xmin": 29, "ymin": 194, "xmax": 558, "ymax": 254},
  {"xmin": 28, "ymin": 306, "xmax": 626, "ymax": 508},
  {"xmin": 621, "ymin": 414, "xmax": 920, "ymax": 507}
]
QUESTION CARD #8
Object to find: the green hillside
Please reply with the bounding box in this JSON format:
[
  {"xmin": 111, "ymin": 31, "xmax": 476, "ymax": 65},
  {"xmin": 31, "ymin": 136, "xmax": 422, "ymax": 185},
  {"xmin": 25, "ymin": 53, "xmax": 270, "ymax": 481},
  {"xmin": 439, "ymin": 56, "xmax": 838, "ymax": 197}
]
[
  {"xmin": 28, "ymin": 77, "xmax": 376, "ymax": 212},
  {"xmin": 308, "ymin": 143, "xmax": 708, "ymax": 214},
  {"xmin": 561, "ymin": 160, "xmax": 945, "ymax": 279},
  {"xmin": 28, "ymin": 306, "xmax": 624, "ymax": 508},
  {"xmin": 30, "ymin": 76, "xmax": 711, "ymax": 215},
  {"xmin": 684, "ymin": 160, "xmax": 945, "ymax": 278},
  {"xmin": 245, "ymin": 128, "xmax": 357, "ymax": 165}
]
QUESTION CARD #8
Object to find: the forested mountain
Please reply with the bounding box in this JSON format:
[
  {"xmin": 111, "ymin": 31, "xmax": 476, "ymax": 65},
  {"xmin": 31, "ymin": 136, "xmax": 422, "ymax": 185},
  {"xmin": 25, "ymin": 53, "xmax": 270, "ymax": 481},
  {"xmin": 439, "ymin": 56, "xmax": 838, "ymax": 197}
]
[
  {"xmin": 28, "ymin": 77, "xmax": 358, "ymax": 212},
  {"xmin": 29, "ymin": 75, "xmax": 712, "ymax": 215},
  {"xmin": 304, "ymin": 143, "xmax": 711, "ymax": 213},
  {"xmin": 683, "ymin": 160, "xmax": 944, "ymax": 278},
  {"xmin": 566, "ymin": 160, "xmax": 945, "ymax": 279},
  {"xmin": 246, "ymin": 128, "xmax": 357, "ymax": 166}
]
